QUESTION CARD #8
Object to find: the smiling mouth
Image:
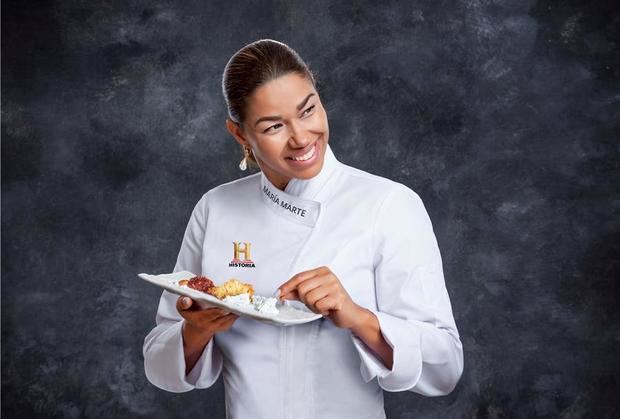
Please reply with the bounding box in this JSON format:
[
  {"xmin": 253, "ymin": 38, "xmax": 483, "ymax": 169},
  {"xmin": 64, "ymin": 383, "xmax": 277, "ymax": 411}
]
[
  {"xmin": 287, "ymin": 144, "xmax": 316, "ymax": 161},
  {"xmin": 286, "ymin": 140, "xmax": 319, "ymax": 161}
]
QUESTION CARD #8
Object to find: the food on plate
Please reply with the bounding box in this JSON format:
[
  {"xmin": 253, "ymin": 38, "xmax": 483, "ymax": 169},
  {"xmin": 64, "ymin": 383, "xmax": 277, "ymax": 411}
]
[
  {"xmin": 222, "ymin": 293, "xmax": 252, "ymax": 306},
  {"xmin": 209, "ymin": 278, "xmax": 254, "ymax": 300},
  {"xmin": 251, "ymin": 295, "xmax": 279, "ymax": 314},
  {"xmin": 185, "ymin": 276, "xmax": 215, "ymax": 293},
  {"xmin": 180, "ymin": 276, "xmax": 279, "ymax": 315}
]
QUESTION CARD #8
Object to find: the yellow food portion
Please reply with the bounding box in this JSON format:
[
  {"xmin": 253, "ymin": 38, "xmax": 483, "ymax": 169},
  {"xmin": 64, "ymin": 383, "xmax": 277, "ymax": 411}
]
[{"xmin": 209, "ymin": 278, "xmax": 254, "ymax": 300}]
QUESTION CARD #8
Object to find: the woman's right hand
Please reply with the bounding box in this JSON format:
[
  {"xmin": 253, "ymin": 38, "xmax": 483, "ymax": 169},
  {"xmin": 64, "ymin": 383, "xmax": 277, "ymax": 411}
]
[
  {"xmin": 176, "ymin": 296, "xmax": 239, "ymax": 374},
  {"xmin": 176, "ymin": 296, "xmax": 239, "ymax": 337}
]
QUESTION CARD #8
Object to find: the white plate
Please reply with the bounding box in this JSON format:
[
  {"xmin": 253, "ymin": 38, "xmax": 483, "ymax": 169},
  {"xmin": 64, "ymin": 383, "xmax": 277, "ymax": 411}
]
[{"xmin": 138, "ymin": 271, "xmax": 323, "ymax": 326}]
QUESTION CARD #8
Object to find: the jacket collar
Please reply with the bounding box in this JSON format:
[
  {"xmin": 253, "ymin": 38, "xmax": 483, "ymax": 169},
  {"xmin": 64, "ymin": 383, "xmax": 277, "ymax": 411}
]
[{"xmin": 259, "ymin": 142, "xmax": 340, "ymax": 227}]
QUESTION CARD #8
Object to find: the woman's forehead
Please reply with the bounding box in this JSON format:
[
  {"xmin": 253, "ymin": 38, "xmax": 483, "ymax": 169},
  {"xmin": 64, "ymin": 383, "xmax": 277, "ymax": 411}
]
[{"xmin": 247, "ymin": 74, "xmax": 317, "ymax": 114}]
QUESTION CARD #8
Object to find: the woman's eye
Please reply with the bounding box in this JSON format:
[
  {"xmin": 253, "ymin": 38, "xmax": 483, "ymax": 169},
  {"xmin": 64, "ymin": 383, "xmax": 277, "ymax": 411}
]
[
  {"xmin": 264, "ymin": 123, "xmax": 282, "ymax": 133},
  {"xmin": 302, "ymin": 105, "xmax": 315, "ymax": 116},
  {"xmin": 263, "ymin": 106, "xmax": 315, "ymax": 133}
]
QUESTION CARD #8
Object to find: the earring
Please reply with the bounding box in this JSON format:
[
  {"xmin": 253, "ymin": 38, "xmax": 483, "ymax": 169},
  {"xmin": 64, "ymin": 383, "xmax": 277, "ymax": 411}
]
[{"xmin": 239, "ymin": 146, "xmax": 250, "ymax": 171}]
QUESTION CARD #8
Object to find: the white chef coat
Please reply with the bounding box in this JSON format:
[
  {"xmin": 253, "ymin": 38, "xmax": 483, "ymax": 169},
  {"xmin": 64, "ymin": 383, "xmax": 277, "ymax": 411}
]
[{"xmin": 143, "ymin": 143, "xmax": 464, "ymax": 419}]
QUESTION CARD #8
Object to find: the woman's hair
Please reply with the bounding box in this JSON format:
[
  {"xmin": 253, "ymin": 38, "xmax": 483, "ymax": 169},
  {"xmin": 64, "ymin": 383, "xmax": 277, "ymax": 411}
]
[{"xmin": 222, "ymin": 39, "xmax": 317, "ymax": 168}]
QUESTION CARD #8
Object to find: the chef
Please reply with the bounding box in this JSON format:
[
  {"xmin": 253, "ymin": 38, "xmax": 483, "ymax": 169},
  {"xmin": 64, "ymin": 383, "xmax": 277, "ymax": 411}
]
[{"xmin": 143, "ymin": 39, "xmax": 463, "ymax": 419}]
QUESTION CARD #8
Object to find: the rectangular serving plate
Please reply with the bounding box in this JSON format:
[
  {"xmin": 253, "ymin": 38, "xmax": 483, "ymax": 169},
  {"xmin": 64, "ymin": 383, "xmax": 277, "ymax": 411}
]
[{"xmin": 138, "ymin": 270, "xmax": 323, "ymax": 326}]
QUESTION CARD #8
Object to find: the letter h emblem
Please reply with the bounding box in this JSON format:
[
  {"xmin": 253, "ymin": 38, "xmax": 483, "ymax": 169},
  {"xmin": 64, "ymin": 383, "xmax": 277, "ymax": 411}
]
[{"xmin": 231, "ymin": 241, "xmax": 253, "ymax": 263}]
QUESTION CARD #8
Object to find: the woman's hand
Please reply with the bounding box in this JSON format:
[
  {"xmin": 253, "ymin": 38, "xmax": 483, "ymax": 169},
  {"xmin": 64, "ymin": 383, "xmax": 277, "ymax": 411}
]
[
  {"xmin": 176, "ymin": 296, "xmax": 239, "ymax": 374},
  {"xmin": 176, "ymin": 296, "xmax": 239, "ymax": 337},
  {"xmin": 278, "ymin": 266, "xmax": 366, "ymax": 330}
]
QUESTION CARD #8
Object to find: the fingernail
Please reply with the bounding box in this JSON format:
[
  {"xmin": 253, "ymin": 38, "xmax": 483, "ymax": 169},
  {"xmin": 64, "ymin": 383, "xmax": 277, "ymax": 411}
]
[{"xmin": 182, "ymin": 297, "xmax": 190, "ymax": 306}]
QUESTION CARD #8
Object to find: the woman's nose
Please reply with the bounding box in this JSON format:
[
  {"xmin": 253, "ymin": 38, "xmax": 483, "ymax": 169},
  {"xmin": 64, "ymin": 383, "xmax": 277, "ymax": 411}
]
[
  {"xmin": 287, "ymin": 121, "xmax": 311, "ymax": 147},
  {"xmin": 289, "ymin": 136, "xmax": 311, "ymax": 148}
]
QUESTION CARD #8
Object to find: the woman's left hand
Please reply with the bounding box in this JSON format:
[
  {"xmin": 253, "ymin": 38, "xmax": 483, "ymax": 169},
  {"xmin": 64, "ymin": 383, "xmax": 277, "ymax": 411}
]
[{"xmin": 278, "ymin": 266, "xmax": 365, "ymax": 330}]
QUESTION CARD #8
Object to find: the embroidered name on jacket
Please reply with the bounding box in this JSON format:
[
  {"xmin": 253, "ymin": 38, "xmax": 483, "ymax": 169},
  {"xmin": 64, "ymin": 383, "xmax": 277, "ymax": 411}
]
[
  {"xmin": 229, "ymin": 242, "xmax": 256, "ymax": 268},
  {"xmin": 262, "ymin": 185, "xmax": 307, "ymax": 217}
]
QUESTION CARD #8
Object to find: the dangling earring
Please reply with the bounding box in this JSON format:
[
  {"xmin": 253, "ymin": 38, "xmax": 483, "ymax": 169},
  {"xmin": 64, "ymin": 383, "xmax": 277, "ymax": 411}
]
[{"xmin": 239, "ymin": 146, "xmax": 250, "ymax": 171}]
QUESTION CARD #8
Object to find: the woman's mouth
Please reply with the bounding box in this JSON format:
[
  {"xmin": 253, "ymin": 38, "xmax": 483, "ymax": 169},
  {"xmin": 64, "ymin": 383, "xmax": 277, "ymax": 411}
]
[
  {"xmin": 285, "ymin": 140, "xmax": 320, "ymax": 167},
  {"xmin": 288, "ymin": 143, "xmax": 317, "ymax": 161}
]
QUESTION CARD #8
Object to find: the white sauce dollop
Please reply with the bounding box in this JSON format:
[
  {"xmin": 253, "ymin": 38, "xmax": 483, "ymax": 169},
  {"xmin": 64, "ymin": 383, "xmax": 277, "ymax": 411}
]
[
  {"xmin": 223, "ymin": 293, "xmax": 252, "ymax": 306},
  {"xmin": 252, "ymin": 295, "xmax": 279, "ymax": 314}
]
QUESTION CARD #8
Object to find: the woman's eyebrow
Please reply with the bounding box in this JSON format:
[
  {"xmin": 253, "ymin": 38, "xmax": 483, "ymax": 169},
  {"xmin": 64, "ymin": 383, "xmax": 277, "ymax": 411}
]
[{"xmin": 254, "ymin": 93, "xmax": 315, "ymax": 127}]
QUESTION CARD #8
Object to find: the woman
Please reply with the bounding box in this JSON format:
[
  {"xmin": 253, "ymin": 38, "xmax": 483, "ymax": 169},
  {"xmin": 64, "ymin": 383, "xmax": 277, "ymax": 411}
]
[{"xmin": 143, "ymin": 39, "xmax": 463, "ymax": 419}]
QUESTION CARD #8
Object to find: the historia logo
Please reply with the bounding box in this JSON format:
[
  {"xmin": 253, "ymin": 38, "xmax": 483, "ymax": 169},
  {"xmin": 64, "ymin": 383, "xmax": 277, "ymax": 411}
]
[{"xmin": 229, "ymin": 242, "xmax": 256, "ymax": 268}]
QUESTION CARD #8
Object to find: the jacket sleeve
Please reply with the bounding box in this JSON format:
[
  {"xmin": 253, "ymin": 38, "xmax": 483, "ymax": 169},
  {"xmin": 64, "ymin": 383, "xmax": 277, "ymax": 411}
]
[
  {"xmin": 350, "ymin": 183, "xmax": 464, "ymax": 396},
  {"xmin": 143, "ymin": 192, "xmax": 224, "ymax": 392}
]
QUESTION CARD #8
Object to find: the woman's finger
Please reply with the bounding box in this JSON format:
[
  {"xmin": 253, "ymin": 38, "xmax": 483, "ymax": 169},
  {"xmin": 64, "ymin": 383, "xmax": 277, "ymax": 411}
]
[
  {"xmin": 280, "ymin": 289, "xmax": 300, "ymax": 302},
  {"xmin": 296, "ymin": 277, "xmax": 326, "ymax": 302},
  {"xmin": 213, "ymin": 313, "xmax": 239, "ymax": 329},
  {"xmin": 315, "ymin": 295, "xmax": 339, "ymax": 316},
  {"xmin": 176, "ymin": 296, "xmax": 193, "ymax": 312},
  {"xmin": 278, "ymin": 268, "xmax": 322, "ymax": 299},
  {"xmin": 198, "ymin": 307, "xmax": 232, "ymax": 322},
  {"xmin": 304, "ymin": 284, "xmax": 331, "ymax": 308},
  {"xmin": 179, "ymin": 303, "xmax": 230, "ymax": 322}
]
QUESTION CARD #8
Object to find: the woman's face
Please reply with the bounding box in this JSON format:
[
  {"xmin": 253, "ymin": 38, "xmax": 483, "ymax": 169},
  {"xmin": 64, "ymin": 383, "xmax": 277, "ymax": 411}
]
[{"xmin": 226, "ymin": 72, "xmax": 330, "ymax": 190}]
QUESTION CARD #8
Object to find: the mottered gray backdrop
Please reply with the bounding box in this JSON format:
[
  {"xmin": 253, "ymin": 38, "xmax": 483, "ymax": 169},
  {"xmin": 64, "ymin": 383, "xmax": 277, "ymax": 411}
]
[{"xmin": 2, "ymin": 0, "xmax": 618, "ymax": 418}]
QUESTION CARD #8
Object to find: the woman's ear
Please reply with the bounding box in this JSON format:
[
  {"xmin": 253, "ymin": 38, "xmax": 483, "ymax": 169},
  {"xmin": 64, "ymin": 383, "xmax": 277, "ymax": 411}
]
[{"xmin": 226, "ymin": 118, "xmax": 249, "ymax": 147}]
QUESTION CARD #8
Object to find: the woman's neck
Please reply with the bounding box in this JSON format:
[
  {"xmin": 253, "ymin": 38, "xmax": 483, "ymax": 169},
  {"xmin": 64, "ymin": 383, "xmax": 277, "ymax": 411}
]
[{"xmin": 261, "ymin": 166, "xmax": 291, "ymax": 191}]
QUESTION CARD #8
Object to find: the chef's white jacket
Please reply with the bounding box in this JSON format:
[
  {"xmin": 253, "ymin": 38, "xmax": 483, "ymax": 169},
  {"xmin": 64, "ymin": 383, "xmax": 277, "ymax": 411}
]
[{"xmin": 143, "ymin": 143, "xmax": 464, "ymax": 419}]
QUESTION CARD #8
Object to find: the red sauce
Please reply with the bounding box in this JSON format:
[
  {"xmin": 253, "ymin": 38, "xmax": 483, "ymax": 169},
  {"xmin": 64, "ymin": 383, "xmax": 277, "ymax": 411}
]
[{"xmin": 186, "ymin": 275, "xmax": 215, "ymax": 293}]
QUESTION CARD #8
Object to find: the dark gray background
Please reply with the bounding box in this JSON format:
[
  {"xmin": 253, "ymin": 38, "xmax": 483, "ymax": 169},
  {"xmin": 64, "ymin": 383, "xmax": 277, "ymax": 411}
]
[{"xmin": 2, "ymin": 0, "xmax": 619, "ymax": 418}]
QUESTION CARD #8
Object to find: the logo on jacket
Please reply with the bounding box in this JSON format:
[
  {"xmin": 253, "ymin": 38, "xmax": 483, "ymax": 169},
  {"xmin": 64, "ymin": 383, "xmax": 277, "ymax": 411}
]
[{"xmin": 229, "ymin": 242, "xmax": 256, "ymax": 268}]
